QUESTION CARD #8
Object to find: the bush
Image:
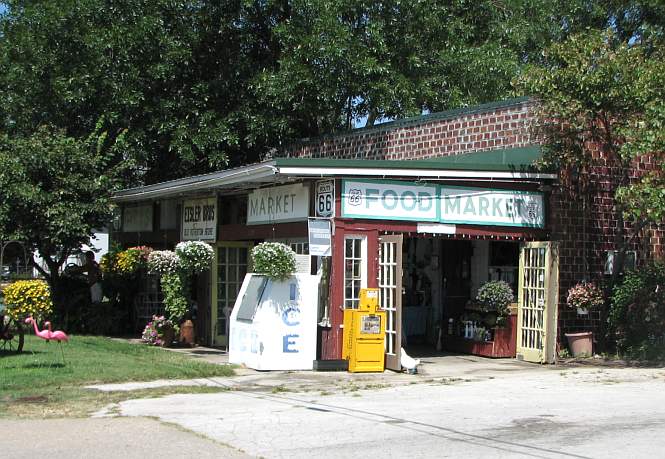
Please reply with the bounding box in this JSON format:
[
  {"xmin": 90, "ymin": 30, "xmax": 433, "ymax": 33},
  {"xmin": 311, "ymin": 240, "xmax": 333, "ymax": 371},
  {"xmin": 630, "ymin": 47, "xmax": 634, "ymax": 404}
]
[
  {"xmin": 251, "ymin": 243, "xmax": 296, "ymax": 281},
  {"xmin": 609, "ymin": 262, "xmax": 665, "ymax": 360},
  {"xmin": 161, "ymin": 272, "xmax": 189, "ymax": 324},
  {"xmin": 2, "ymin": 279, "xmax": 53, "ymax": 321}
]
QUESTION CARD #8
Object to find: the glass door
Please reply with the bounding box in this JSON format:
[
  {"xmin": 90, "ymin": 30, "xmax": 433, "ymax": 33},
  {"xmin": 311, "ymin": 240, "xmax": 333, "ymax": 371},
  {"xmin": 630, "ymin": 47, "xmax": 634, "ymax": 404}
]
[{"xmin": 211, "ymin": 242, "xmax": 252, "ymax": 347}]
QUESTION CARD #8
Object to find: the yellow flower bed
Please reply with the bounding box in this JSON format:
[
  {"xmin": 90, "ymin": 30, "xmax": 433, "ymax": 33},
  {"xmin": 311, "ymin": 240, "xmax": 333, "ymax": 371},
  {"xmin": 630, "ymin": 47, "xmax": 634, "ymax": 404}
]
[{"xmin": 2, "ymin": 279, "xmax": 53, "ymax": 321}]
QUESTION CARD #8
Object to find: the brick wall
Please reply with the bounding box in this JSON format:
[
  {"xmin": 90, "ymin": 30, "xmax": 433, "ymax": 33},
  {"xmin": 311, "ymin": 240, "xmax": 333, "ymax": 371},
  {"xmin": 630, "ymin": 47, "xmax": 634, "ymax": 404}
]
[
  {"xmin": 281, "ymin": 97, "xmax": 533, "ymax": 160},
  {"xmin": 280, "ymin": 97, "xmax": 664, "ymax": 348}
]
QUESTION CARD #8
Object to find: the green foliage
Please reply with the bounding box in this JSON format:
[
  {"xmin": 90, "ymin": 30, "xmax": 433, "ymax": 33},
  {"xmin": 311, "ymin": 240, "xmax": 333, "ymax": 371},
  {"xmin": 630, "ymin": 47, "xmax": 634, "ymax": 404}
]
[
  {"xmin": 160, "ymin": 272, "xmax": 189, "ymax": 324},
  {"xmin": 251, "ymin": 243, "xmax": 296, "ymax": 281},
  {"xmin": 517, "ymin": 29, "xmax": 665, "ymax": 279},
  {"xmin": 0, "ymin": 127, "xmax": 118, "ymax": 277},
  {"xmin": 608, "ymin": 262, "xmax": 665, "ymax": 360},
  {"xmin": 476, "ymin": 280, "xmax": 514, "ymax": 311},
  {"xmin": 1, "ymin": 0, "xmax": 652, "ymax": 185}
]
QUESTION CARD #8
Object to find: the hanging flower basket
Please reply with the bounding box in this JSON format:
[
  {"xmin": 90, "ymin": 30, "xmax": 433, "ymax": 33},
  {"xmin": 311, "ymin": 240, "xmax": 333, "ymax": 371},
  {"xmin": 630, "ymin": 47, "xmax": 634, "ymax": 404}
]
[{"xmin": 566, "ymin": 281, "xmax": 603, "ymax": 316}]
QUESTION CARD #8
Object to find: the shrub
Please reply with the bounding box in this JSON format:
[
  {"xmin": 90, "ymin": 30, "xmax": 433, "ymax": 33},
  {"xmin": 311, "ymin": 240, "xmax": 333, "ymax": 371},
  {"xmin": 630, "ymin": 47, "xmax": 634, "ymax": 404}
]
[
  {"xmin": 251, "ymin": 243, "xmax": 296, "ymax": 281},
  {"xmin": 609, "ymin": 262, "xmax": 665, "ymax": 360},
  {"xmin": 175, "ymin": 241, "xmax": 214, "ymax": 274},
  {"xmin": 2, "ymin": 279, "xmax": 53, "ymax": 321}
]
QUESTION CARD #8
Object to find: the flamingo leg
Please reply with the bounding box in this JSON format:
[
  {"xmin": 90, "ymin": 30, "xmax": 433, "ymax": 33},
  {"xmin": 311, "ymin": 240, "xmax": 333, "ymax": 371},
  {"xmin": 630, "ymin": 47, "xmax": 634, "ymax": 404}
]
[{"xmin": 59, "ymin": 341, "xmax": 66, "ymax": 365}]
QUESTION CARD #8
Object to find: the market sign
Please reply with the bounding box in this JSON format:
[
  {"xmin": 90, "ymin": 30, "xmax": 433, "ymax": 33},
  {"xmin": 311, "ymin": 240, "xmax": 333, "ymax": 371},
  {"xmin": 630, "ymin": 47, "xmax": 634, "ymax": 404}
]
[
  {"xmin": 440, "ymin": 186, "xmax": 544, "ymax": 228},
  {"xmin": 341, "ymin": 179, "xmax": 439, "ymax": 222},
  {"xmin": 247, "ymin": 183, "xmax": 309, "ymax": 225},
  {"xmin": 341, "ymin": 179, "xmax": 545, "ymax": 228},
  {"xmin": 182, "ymin": 197, "xmax": 217, "ymax": 241}
]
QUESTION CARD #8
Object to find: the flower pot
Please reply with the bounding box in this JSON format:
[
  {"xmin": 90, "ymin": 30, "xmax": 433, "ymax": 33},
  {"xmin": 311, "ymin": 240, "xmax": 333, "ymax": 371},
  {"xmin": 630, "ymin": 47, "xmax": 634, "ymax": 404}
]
[
  {"xmin": 179, "ymin": 319, "xmax": 196, "ymax": 347},
  {"xmin": 160, "ymin": 327, "xmax": 175, "ymax": 348},
  {"xmin": 565, "ymin": 332, "xmax": 593, "ymax": 357},
  {"xmin": 576, "ymin": 307, "xmax": 589, "ymax": 316}
]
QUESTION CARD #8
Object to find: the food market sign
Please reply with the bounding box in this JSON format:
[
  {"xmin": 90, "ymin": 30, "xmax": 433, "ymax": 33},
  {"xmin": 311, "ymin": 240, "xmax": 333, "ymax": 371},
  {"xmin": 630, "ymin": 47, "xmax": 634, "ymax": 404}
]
[
  {"xmin": 247, "ymin": 183, "xmax": 309, "ymax": 225},
  {"xmin": 341, "ymin": 179, "xmax": 544, "ymax": 228},
  {"xmin": 182, "ymin": 197, "xmax": 217, "ymax": 241}
]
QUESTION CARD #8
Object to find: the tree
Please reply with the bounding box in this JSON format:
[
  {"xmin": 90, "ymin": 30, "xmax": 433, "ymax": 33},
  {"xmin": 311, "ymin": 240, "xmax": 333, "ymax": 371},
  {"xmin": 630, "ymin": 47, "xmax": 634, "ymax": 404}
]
[
  {"xmin": 517, "ymin": 29, "xmax": 665, "ymax": 348},
  {"xmin": 0, "ymin": 127, "xmax": 120, "ymax": 311},
  {"xmin": 2, "ymin": 0, "xmax": 654, "ymax": 186}
]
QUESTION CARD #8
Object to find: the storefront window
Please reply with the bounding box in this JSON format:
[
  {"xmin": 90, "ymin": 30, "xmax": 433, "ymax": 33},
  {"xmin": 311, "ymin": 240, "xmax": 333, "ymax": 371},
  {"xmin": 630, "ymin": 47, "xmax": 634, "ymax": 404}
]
[{"xmin": 344, "ymin": 236, "xmax": 366, "ymax": 309}]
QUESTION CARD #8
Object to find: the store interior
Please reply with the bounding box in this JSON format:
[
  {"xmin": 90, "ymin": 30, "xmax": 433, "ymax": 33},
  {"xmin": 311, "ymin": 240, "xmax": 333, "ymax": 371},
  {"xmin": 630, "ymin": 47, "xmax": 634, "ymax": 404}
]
[{"xmin": 401, "ymin": 237, "xmax": 520, "ymax": 356}]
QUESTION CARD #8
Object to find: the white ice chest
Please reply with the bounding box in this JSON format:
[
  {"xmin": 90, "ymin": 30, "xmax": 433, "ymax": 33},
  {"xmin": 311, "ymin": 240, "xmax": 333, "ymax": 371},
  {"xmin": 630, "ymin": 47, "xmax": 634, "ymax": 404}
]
[{"xmin": 229, "ymin": 273, "xmax": 320, "ymax": 371}]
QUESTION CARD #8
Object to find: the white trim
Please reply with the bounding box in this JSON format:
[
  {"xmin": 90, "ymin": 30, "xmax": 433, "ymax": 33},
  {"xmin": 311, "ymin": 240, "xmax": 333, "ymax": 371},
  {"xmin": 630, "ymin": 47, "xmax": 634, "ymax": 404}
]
[
  {"xmin": 343, "ymin": 235, "xmax": 368, "ymax": 309},
  {"xmin": 277, "ymin": 166, "xmax": 556, "ymax": 180}
]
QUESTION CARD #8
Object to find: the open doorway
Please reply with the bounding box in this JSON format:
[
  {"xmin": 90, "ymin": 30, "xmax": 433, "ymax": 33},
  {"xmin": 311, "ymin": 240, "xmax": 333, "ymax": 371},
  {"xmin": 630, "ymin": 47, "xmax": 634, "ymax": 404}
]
[{"xmin": 401, "ymin": 237, "xmax": 520, "ymax": 358}]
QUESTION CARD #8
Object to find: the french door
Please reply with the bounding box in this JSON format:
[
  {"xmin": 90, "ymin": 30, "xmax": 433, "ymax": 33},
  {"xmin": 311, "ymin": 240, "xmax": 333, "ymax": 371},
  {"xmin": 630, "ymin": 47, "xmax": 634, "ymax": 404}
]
[
  {"xmin": 379, "ymin": 234, "xmax": 403, "ymax": 371},
  {"xmin": 211, "ymin": 242, "xmax": 253, "ymax": 347},
  {"xmin": 516, "ymin": 241, "xmax": 559, "ymax": 363}
]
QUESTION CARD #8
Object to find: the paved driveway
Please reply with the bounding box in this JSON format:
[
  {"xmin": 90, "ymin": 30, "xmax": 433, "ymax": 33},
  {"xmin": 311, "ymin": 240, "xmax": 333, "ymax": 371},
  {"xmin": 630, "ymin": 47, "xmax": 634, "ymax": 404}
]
[{"xmin": 108, "ymin": 365, "xmax": 665, "ymax": 458}]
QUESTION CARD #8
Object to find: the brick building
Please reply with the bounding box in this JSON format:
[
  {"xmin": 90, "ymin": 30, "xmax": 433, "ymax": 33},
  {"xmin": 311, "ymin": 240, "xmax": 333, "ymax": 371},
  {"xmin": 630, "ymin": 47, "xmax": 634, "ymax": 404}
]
[{"xmin": 113, "ymin": 97, "xmax": 662, "ymax": 366}]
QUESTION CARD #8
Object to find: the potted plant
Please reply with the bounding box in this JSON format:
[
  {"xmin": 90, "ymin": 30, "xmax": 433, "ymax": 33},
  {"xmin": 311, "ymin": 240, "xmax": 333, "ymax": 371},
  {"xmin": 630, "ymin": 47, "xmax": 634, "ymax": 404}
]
[
  {"xmin": 141, "ymin": 315, "xmax": 175, "ymax": 347},
  {"xmin": 476, "ymin": 280, "xmax": 514, "ymax": 327},
  {"xmin": 566, "ymin": 281, "xmax": 604, "ymax": 316},
  {"xmin": 564, "ymin": 281, "xmax": 604, "ymax": 357},
  {"xmin": 251, "ymin": 242, "xmax": 296, "ymax": 281}
]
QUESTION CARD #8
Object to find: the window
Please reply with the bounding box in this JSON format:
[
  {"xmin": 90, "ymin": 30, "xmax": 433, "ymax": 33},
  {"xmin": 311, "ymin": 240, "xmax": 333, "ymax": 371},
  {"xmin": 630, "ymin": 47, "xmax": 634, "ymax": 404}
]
[{"xmin": 344, "ymin": 235, "xmax": 367, "ymax": 309}]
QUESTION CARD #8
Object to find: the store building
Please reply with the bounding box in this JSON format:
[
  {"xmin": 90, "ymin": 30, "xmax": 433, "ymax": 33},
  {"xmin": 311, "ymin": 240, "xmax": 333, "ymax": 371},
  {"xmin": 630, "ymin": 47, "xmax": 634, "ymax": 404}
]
[{"xmin": 112, "ymin": 97, "xmax": 662, "ymax": 365}]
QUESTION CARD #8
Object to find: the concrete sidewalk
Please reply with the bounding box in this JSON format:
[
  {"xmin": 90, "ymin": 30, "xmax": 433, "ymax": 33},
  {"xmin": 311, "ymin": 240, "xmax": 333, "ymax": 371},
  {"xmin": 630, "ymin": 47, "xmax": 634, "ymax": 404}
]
[{"xmin": 0, "ymin": 417, "xmax": 251, "ymax": 459}]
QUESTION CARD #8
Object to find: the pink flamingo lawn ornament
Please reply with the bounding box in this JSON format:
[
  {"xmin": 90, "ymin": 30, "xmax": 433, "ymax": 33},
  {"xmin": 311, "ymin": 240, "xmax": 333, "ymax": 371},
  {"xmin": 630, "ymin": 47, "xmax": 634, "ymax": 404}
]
[{"xmin": 24, "ymin": 317, "xmax": 69, "ymax": 363}]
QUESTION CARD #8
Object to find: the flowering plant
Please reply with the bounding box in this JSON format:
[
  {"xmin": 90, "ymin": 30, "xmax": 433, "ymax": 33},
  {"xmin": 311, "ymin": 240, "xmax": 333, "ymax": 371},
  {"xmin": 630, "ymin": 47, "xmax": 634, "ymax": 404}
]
[
  {"xmin": 476, "ymin": 280, "xmax": 514, "ymax": 326},
  {"xmin": 567, "ymin": 281, "xmax": 604, "ymax": 312},
  {"xmin": 103, "ymin": 246, "xmax": 152, "ymax": 275},
  {"xmin": 147, "ymin": 250, "xmax": 181, "ymax": 275},
  {"xmin": 141, "ymin": 315, "xmax": 174, "ymax": 346},
  {"xmin": 2, "ymin": 279, "xmax": 53, "ymax": 321},
  {"xmin": 175, "ymin": 241, "xmax": 214, "ymax": 274},
  {"xmin": 251, "ymin": 243, "xmax": 296, "ymax": 281}
]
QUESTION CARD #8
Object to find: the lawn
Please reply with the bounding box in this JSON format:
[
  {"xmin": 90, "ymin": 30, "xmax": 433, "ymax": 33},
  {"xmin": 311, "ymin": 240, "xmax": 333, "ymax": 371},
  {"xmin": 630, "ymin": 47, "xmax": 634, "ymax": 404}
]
[{"xmin": 0, "ymin": 335, "xmax": 234, "ymax": 418}]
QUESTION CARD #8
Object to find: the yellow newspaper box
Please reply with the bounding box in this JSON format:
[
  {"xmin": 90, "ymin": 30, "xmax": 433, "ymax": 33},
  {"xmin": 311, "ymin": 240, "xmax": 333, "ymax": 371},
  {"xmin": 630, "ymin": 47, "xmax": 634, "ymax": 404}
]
[{"xmin": 343, "ymin": 288, "xmax": 386, "ymax": 373}]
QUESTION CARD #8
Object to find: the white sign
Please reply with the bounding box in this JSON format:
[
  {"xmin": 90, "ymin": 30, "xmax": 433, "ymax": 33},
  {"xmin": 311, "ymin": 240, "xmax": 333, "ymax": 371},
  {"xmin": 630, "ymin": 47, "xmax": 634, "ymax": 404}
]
[
  {"xmin": 417, "ymin": 223, "xmax": 456, "ymax": 234},
  {"xmin": 341, "ymin": 179, "xmax": 545, "ymax": 228},
  {"xmin": 247, "ymin": 183, "xmax": 310, "ymax": 225},
  {"xmin": 182, "ymin": 197, "xmax": 217, "ymax": 241},
  {"xmin": 123, "ymin": 205, "xmax": 153, "ymax": 232},
  {"xmin": 315, "ymin": 180, "xmax": 335, "ymax": 217},
  {"xmin": 341, "ymin": 180, "xmax": 438, "ymax": 222},
  {"xmin": 440, "ymin": 187, "xmax": 544, "ymax": 228},
  {"xmin": 308, "ymin": 218, "xmax": 332, "ymax": 257}
]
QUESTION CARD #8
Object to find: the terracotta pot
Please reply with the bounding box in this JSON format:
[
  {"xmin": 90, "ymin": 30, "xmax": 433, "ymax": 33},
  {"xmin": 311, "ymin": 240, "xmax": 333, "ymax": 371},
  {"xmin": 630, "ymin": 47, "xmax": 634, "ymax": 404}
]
[
  {"xmin": 565, "ymin": 332, "xmax": 593, "ymax": 357},
  {"xmin": 179, "ymin": 319, "xmax": 196, "ymax": 347},
  {"xmin": 160, "ymin": 327, "xmax": 175, "ymax": 348}
]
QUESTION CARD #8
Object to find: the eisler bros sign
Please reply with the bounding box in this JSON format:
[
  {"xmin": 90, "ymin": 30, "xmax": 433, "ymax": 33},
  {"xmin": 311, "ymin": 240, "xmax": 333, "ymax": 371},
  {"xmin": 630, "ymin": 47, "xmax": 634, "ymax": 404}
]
[
  {"xmin": 341, "ymin": 179, "xmax": 544, "ymax": 228},
  {"xmin": 182, "ymin": 197, "xmax": 217, "ymax": 241}
]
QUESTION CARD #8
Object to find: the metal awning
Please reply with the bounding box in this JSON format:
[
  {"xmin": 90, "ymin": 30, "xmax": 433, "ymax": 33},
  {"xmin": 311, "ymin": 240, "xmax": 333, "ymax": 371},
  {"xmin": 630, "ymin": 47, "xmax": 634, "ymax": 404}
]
[{"xmin": 112, "ymin": 146, "xmax": 556, "ymax": 203}]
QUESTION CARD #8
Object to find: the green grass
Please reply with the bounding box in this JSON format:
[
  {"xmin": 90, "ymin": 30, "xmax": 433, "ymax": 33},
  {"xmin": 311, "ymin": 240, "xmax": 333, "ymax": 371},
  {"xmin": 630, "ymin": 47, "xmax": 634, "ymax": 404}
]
[{"xmin": 0, "ymin": 335, "xmax": 234, "ymax": 418}]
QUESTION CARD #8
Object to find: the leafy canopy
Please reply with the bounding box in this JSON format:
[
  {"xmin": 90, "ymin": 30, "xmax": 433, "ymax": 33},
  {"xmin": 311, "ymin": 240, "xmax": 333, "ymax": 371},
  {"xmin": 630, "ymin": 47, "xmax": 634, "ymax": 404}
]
[{"xmin": 0, "ymin": 127, "xmax": 119, "ymax": 277}]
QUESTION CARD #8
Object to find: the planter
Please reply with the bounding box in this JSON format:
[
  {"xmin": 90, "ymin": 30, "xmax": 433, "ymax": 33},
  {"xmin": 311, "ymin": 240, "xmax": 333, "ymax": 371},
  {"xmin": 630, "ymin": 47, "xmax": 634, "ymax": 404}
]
[
  {"xmin": 565, "ymin": 332, "xmax": 593, "ymax": 357},
  {"xmin": 160, "ymin": 326, "xmax": 175, "ymax": 348},
  {"xmin": 179, "ymin": 319, "xmax": 196, "ymax": 347},
  {"xmin": 576, "ymin": 307, "xmax": 589, "ymax": 316}
]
